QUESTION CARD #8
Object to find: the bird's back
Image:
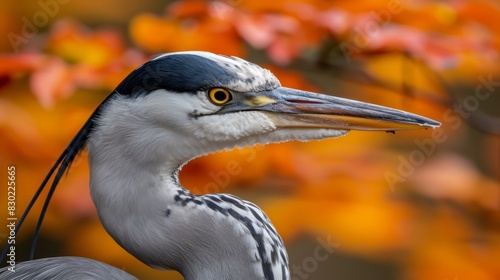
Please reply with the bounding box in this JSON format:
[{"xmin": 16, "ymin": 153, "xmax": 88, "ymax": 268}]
[{"xmin": 0, "ymin": 256, "xmax": 137, "ymax": 280}]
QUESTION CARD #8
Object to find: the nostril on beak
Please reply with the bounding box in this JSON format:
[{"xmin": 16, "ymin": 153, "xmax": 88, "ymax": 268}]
[{"xmin": 284, "ymin": 99, "xmax": 324, "ymax": 105}]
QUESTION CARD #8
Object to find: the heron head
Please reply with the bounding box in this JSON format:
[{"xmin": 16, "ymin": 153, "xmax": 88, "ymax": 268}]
[{"xmin": 93, "ymin": 51, "xmax": 440, "ymax": 165}]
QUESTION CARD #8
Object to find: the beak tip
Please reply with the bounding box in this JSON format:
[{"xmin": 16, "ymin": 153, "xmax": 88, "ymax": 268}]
[{"xmin": 420, "ymin": 118, "xmax": 441, "ymax": 129}]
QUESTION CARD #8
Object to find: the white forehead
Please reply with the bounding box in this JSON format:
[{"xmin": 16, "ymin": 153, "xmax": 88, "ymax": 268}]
[{"xmin": 153, "ymin": 51, "xmax": 281, "ymax": 92}]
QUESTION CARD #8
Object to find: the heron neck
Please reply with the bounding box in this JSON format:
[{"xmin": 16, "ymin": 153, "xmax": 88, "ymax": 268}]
[
  {"xmin": 85, "ymin": 103, "xmax": 196, "ymax": 272},
  {"xmin": 87, "ymin": 143, "xmax": 263, "ymax": 279}
]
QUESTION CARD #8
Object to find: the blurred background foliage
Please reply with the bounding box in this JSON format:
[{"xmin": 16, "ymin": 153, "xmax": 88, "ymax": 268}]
[{"xmin": 0, "ymin": 0, "xmax": 499, "ymax": 279}]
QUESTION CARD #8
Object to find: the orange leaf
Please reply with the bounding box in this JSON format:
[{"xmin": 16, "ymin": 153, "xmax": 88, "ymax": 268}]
[
  {"xmin": 30, "ymin": 57, "xmax": 74, "ymax": 108},
  {"xmin": 168, "ymin": 0, "xmax": 210, "ymax": 18}
]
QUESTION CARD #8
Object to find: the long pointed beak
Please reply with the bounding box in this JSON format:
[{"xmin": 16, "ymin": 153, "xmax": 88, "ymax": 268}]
[{"xmin": 219, "ymin": 87, "xmax": 441, "ymax": 131}]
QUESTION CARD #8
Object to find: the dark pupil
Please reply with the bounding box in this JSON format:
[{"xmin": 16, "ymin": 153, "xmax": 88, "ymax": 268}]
[{"xmin": 214, "ymin": 91, "xmax": 227, "ymax": 101}]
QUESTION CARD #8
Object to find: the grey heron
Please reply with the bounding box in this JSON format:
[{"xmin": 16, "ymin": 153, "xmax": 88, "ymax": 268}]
[{"xmin": 1, "ymin": 51, "xmax": 440, "ymax": 279}]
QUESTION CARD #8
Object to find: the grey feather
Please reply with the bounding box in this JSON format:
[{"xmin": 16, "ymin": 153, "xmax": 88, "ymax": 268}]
[{"xmin": 0, "ymin": 257, "xmax": 137, "ymax": 280}]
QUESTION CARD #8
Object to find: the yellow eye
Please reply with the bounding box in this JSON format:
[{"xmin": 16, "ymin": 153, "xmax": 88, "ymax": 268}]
[{"xmin": 208, "ymin": 88, "xmax": 232, "ymax": 105}]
